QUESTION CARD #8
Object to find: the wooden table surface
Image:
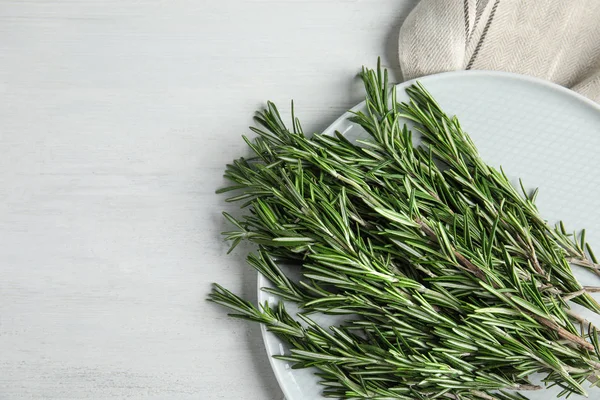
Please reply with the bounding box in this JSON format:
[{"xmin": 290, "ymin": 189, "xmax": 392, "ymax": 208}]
[{"xmin": 0, "ymin": 1, "xmax": 417, "ymax": 398}]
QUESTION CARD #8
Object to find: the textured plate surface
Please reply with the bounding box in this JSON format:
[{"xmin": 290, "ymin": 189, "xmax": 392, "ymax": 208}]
[{"xmin": 258, "ymin": 71, "xmax": 600, "ymax": 400}]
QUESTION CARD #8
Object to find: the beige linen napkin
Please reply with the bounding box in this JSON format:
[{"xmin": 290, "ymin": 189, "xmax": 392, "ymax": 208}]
[{"xmin": 398, "ymin": 0, "xmax": 600, "ymax": 102}]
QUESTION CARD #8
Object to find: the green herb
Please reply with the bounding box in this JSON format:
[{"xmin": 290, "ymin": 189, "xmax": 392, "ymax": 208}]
[{"xmin": 209, "ymin": 60, "xmax": 600, "ymax": 399}]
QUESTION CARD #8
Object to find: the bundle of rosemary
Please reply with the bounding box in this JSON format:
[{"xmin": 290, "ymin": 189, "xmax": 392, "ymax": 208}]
[{"xmin": 210, "ymin": 62, "xmax": 600, "ymax": 400}]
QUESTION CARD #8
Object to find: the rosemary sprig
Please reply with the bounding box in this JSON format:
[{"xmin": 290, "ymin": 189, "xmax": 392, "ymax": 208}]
[{"xmin": 210, "ymin": 61, "xmax": 600, "ymax": 399}]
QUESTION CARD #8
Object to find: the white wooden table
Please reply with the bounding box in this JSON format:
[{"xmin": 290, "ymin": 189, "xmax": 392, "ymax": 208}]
[{"xmin": 0, "ymin": 1, "xmax": 417, "ymax": 398}]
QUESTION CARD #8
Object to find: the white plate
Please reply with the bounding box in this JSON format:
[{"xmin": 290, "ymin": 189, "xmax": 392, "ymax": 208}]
[{"xmin": 257, "ymin": 70, "xmax": 600, "ymax": 400}]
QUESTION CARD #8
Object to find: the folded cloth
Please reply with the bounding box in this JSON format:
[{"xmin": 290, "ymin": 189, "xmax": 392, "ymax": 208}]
[{"xmin": 398, "ymin": 0, "xmax": 600, "ymax": 102}]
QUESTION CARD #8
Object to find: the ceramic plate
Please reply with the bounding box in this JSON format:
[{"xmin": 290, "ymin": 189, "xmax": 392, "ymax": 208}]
[{"xmin": 257, "ymin": 71, "xmax": 600, "ymax": 400}]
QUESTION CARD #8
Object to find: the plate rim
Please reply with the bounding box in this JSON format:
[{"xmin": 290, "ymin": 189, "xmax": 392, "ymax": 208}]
[{"xmin": 257, "ymin": 69, "xmax": 600, "ymax": 400}]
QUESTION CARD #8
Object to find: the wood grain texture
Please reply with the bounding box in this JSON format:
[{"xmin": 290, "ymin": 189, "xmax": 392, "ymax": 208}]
[{"xmin": 0, "ymin": 1, "xmax": 417, "ymax": 398}]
